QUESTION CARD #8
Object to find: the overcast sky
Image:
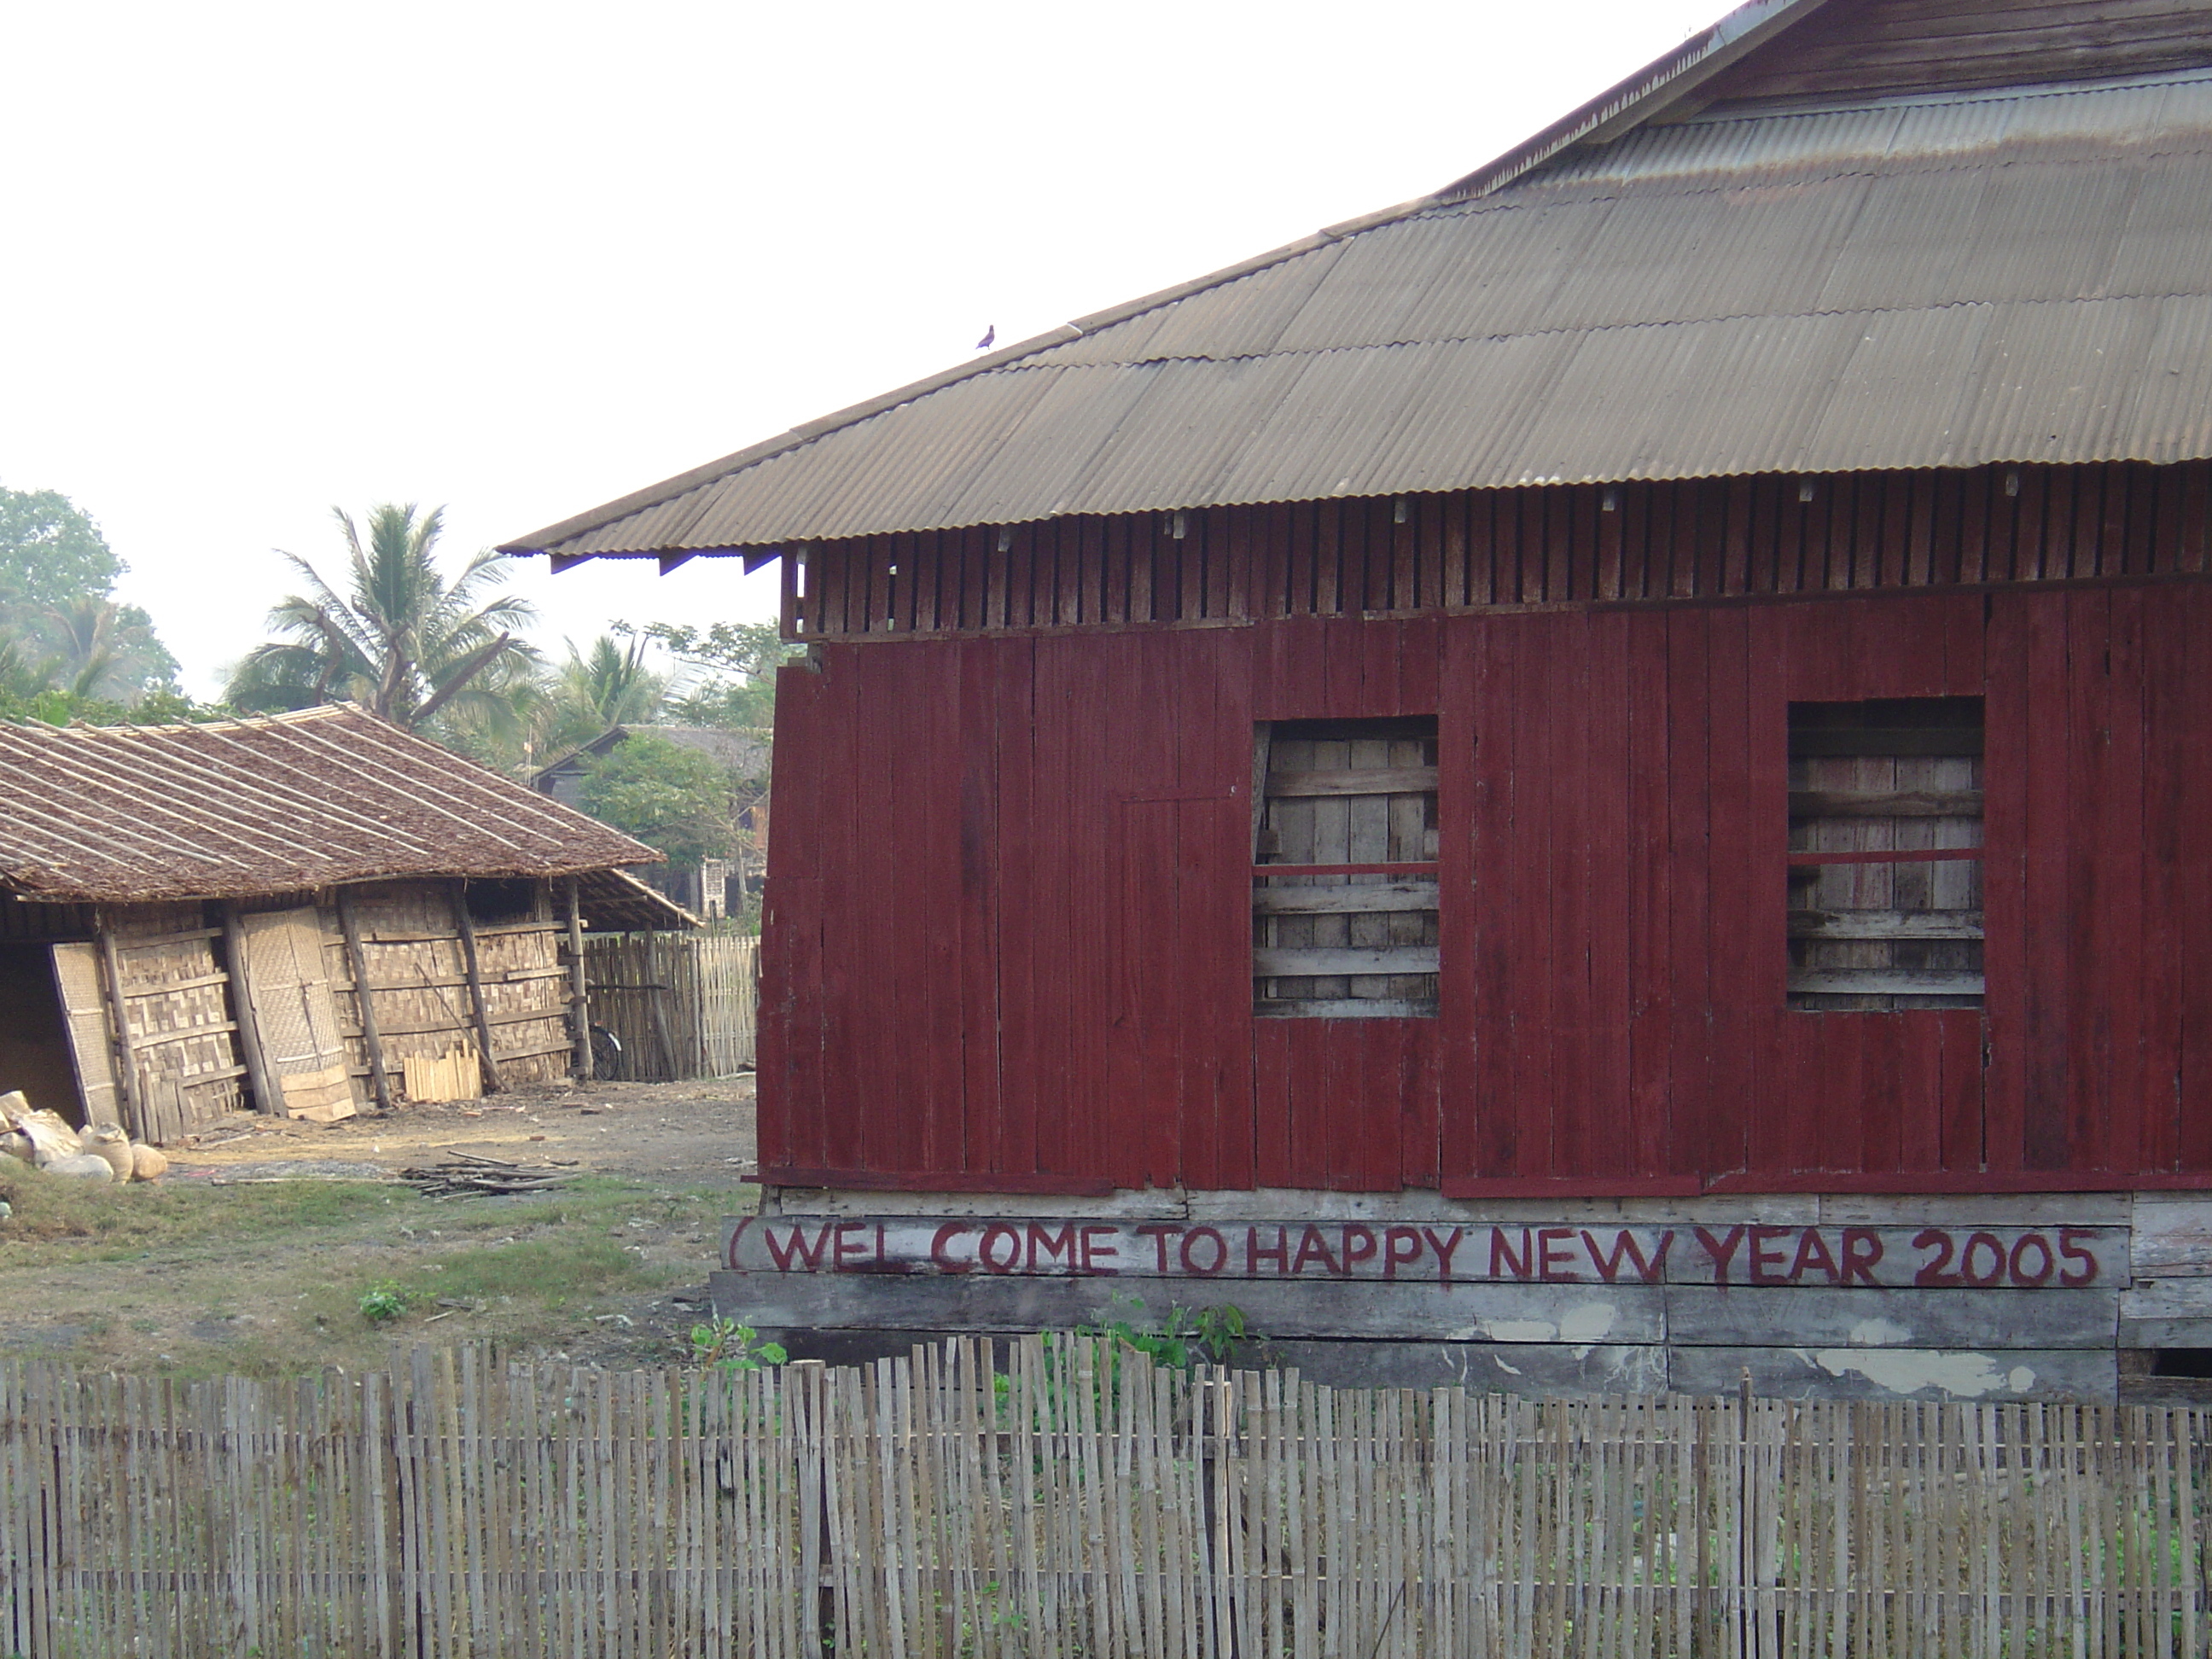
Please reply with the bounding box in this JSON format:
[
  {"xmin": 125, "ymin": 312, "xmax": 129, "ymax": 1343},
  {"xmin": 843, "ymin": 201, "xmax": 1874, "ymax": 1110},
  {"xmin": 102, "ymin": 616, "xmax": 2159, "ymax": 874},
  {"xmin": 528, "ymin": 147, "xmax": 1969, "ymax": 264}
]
[{"xmin": 3, "ymin": 0, "xmax": 1725, "ymax": 698}]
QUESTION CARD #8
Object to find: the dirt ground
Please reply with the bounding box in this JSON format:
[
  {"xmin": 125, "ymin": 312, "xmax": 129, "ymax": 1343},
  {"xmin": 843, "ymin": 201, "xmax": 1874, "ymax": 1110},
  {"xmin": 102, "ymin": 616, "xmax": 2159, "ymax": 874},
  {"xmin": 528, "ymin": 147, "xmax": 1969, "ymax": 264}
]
[
  {"xmin": 0, "ymin": 1078, "xmax": 762, "ymax": 1377},
  {"xmin": 163, "ymin": 1074, "xmax": 761, "ymax": 1191}
]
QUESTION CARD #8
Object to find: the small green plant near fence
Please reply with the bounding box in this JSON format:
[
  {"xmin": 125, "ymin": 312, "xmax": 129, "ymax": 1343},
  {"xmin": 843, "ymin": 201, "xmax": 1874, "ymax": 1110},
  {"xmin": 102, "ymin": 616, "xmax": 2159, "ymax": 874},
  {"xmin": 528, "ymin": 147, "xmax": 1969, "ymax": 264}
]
[
  {"xmin": 1080, "ymin": 1289, "xmax": 1259, "ymax": 1368},
  {"xmin": 689, "ymin": 1314, "xmax": 787, "ymax": 1371},
  {"xmin": 356, "ymin": 1281, "xmax": 412, "ymax": 1324}
]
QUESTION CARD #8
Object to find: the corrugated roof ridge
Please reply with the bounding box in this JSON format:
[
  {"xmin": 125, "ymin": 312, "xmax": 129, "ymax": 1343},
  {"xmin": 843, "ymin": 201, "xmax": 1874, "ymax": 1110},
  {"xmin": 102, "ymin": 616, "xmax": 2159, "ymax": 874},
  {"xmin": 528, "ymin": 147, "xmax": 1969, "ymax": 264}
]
[
  {"xmin": 1428, "ymin": 0, "xmax": 1839, "ymax": 201},
  {"xmin": 886, "ymin": 287, "xmax": 2204, "ymax": 388},
  {"xmin": 1685, "ymin": 59, "xmax": 2212, "ymax": 122}
]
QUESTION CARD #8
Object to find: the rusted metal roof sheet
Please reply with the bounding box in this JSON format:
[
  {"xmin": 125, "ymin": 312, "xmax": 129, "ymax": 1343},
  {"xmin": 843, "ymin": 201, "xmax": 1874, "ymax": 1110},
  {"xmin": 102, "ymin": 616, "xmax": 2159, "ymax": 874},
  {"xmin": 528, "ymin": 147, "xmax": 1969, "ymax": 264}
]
[
  {"xmin": 507, "ymin": 61, "xmax": 2212, "ymax": 562},
  {"xmin": 0, "ymin": 704, "xmax": 667, "ymax": 905}
]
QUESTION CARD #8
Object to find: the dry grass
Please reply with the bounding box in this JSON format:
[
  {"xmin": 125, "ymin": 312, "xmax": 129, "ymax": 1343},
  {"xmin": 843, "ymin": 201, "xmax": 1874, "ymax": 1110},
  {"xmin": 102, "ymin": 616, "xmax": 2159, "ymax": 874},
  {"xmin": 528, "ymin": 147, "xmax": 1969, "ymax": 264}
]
[{"xmin": 0, "ymin": 1158, "xmax": 748, "ymax": 1378}]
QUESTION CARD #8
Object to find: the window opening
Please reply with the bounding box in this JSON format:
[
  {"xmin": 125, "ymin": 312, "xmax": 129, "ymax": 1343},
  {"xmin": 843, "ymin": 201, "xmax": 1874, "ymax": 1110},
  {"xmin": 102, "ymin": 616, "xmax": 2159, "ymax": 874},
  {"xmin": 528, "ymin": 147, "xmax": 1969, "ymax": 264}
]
[
  {"xmin": 463, "ymin": 877, "xmax": 538, "ymax": 925},
  {"xmin": 1788, "ymin": 697, "xmax": 1983, "ymax": 1010},
  {"xmin": 1253, "ymin": 717, "xmax": 1439, "ymax": 1017}
]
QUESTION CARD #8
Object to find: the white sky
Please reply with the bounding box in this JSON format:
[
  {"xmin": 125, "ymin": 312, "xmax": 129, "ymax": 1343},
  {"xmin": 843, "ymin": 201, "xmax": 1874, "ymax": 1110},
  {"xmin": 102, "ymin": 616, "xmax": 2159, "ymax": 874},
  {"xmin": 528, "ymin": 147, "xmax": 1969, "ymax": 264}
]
[{"xmin": 3, "ymin": 0, "xmax": 1725, "ymax": 698}]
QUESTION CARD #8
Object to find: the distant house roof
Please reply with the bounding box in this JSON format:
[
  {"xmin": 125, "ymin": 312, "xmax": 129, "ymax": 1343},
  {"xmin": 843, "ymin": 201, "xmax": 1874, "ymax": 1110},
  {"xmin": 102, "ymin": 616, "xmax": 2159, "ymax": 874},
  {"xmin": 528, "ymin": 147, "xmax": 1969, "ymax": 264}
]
[
  {"xmin": 504, "ymin": 0, "xmax": 2212, "ymax": 568},
  {"xmin": 532, "ymin": 725, "xmax": 771, "ymax": 793},
  {"xmin": 0, "ymin": 704, "xmax": 670, "ymax": 905}
]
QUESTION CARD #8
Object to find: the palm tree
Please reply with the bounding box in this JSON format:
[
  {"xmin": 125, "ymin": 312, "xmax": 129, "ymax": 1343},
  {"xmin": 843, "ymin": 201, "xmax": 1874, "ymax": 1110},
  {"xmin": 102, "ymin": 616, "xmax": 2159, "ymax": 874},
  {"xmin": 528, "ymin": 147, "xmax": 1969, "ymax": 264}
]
[
  {"xmin": 226, "ymin": 504, "xmax": 538, "ymax": 733},
  {"xmin": 534, "ymin": 633, "xmax": 668, "ymax": 759}
]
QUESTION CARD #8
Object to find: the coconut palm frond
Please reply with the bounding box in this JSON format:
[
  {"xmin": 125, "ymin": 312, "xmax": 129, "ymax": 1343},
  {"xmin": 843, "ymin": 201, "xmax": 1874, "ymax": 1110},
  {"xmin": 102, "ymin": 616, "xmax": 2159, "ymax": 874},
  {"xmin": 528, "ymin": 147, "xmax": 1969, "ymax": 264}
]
[{"xmin": 226, "ymin": 504, "xmax": 538, "ymax": 732}]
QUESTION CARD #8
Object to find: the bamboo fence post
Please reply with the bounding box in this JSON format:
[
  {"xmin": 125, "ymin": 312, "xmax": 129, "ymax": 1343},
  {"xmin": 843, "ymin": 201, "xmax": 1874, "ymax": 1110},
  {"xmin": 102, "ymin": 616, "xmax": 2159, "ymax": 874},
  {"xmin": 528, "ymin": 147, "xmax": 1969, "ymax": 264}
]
[
  {"xmin": 448, "ymin": 880, "xmax": 504, "ymax": 1093},
  {"xmin": 336, "ymin": 888, "xmax": 394, "ymax": 1112},
  {"xmin": 219, "ymin": 900, "xmax": 284, "ymax": 1115},
  {"xmin": 566, "ymin": 875, "xmax": 591, "ymax": 1079},
  {"xmin": 93, "ymin": 911, "xmax": 148, "ymax": 1138}
]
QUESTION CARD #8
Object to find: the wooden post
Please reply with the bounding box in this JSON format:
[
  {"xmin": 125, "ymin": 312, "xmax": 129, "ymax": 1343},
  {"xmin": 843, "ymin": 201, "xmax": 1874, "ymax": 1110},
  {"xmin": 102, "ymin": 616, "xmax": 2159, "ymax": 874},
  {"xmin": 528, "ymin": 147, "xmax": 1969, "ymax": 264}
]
[
  {"xmin": 94, "ymin": 912, "xmax": 148, "ymax": 1139},
  {"xmin": 566, "ymin": 875, "xmax": 591, "ymax": 1079},
  {"xmin": 337, "ymin": 888, "xmax": 394, "ymax": 1113},
  {"xmin": 449, "ymin": 880, "xmax": 504, "ymax": 1094},
  {"xmin": 219, "ymin": 901, "xmax": 284, "ymax": 1116}
]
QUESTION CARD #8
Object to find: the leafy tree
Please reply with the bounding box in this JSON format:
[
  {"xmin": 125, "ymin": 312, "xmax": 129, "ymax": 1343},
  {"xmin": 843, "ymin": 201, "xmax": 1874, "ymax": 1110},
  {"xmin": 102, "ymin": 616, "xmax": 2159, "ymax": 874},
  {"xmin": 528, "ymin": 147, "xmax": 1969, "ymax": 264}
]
[
  {"xmin": 0, "ymin": 486, "xmax": 123, "ymax": 613},
  {"xmin": 575, "ymin": 734, "xmax": 738, "ymax": 868},
  {"xmin": 625, "ymin": 619, "xmax": 797, "ymax": 730},
  {"xmin": 225, "ymin": 504, "xmax": 538, "ymax": 735},
  {"xmin": 0, "ymin": 486, "xmax": 181, "ymax": 703}
]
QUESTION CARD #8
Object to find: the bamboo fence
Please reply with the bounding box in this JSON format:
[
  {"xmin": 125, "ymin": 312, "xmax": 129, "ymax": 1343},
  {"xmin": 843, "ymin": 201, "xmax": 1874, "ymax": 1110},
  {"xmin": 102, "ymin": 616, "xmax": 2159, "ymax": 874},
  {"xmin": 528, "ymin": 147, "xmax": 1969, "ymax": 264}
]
[
  {"xmin": 585, "ymin": 932, "xmax": 759, "ymax": 1080},
  {"xmin": 3, "ymin": 1339, "xmax": 2207, "ymax": 1658}
]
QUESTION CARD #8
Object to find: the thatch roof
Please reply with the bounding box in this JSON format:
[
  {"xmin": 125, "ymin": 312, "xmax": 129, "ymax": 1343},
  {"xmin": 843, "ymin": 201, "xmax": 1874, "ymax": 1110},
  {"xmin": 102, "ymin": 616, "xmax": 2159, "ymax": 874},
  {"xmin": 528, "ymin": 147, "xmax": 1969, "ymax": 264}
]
[{"xmin": 0, "ymin": 704, "xmax": 665, "ymax": 905}]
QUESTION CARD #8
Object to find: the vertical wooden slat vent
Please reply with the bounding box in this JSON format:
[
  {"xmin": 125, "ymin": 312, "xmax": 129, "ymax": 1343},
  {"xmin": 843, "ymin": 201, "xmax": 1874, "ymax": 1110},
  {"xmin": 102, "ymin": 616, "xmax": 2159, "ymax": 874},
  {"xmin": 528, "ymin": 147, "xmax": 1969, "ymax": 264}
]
[
  {"xmin": 1787, "ymin": 697, "xmax": 1983, "ymax": 1011},
  {"xmin": 1253, "ymin": 717, "xmax": 1440, "ymax": 1017}
]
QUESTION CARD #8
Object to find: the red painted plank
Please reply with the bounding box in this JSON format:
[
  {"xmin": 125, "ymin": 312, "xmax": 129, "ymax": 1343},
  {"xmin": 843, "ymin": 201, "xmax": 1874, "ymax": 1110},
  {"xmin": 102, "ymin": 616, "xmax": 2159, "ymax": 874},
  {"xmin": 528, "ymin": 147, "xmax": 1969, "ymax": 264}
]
[
  {"xmin": 2099, "ymin": 585, "xmax": 2148, "ymax": 1175},
  {"xmin": 1198, "ymin": 629, "xmax": 1256, "ymax": 1190},
  {"xmin": 1664, "ymin": 609, "xmax": 1714, "ymax": 1179},
  {"xmin": 1545, "ymin": 611, "xmax": 1597, "ymax": 1176},
  {"xmin": 1980, "ymin": 593, "xmax": 2032, "ymax": 1173},
  {"xmin": 1253, "ymin": 1020, "xmax": 1293, "ymax": 1188},
  {"xmin": 2176, "ymin": 585, "xmax": 2212, "ymax": 1171},
  {"xmin": 1858, "ymin": 1012, "xmax": 1904, "ymax": 1173},
  {"xmin": 822, "ymin": 647, "xmax": 878, "ymax": 1176},
  {"xmin": 992, "ymin": 639, "xmax": 1040, "ymax": 1179},
  {"xmin": 1261, "ymin": 863, "xmax": 1441, "ymax": 877},
  {"xmin": 1470, "ymin": 614, "xmax": 1521, "ymax": 1176},
  {"xmin": 1400, "ymin": 1019, "xmax": 1442, "ymax": 1191},
  {"xmin": 1936, "ymin": 1009, "xmax": 1983, "ymax": 1173},
  {"xmin": 1436, "ymin": 615, "xmax": 1483, "ymax": 1184},
  {"xmin": 2063, "ymin": 591, "xmax": 2114, "ymax": 1173},
  {"xmin": 956, "ymin": 641, "xmax": 1007, "ymax": 1174},
  {"xmin": 1703, "ymin": 608, "xmax": 1756, "ymax": 1179},
  {"xmin": 2020, "ymin": 589, "xmax": 2074, "ymax": 1169},
  {"xmin": 1624, "ymin": 611, "xmax": 1674, "ymax": 1178},
  {"xmin": 1743, "ymin": 603, "xmax": 1799, "ymax": 1175},
  {"xmin": 1788, "ymin": 849, "xmax": 1986, "ymax": 866},
  {"xmin": 1583, "ymin": 609, "xmax": 1634, "ymax": 1177},
  {"xmin": 1507, "ymin": 614, "xmax": 1559, "ymax": 1176}
]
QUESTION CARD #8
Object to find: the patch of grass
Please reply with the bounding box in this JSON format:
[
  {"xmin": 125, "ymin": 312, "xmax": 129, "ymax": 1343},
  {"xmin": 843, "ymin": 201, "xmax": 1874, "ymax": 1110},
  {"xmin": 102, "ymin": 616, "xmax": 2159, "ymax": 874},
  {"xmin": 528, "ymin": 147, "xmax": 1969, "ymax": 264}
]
[
  {"xmin": 0, "ymin": 1162, "xmax": 406, "ymax": 1260},
  {"xmin": 0, "ymin": 1165, "xmax": 746, "ymax": 1378}
]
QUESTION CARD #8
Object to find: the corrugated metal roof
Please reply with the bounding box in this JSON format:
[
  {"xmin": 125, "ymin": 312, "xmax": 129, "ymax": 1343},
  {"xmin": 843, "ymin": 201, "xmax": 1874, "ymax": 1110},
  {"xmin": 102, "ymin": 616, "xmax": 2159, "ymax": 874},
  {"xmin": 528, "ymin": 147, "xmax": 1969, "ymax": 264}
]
[
  {"xmin": 507, "ymin": 57, "xmax": 2212, "ymax": 562},
  {"xmin": 0, "ymin": 705, "xmax": 666, "ymax": 904}
]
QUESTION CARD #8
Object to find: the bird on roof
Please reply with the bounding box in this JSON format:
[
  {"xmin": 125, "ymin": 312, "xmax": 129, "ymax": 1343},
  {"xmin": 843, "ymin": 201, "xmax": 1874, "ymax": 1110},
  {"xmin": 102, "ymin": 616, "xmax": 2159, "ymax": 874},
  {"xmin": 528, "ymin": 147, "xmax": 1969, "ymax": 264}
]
[{"xmin": 974, "ymin": 324, "xmax": 995, "ymax": 351}]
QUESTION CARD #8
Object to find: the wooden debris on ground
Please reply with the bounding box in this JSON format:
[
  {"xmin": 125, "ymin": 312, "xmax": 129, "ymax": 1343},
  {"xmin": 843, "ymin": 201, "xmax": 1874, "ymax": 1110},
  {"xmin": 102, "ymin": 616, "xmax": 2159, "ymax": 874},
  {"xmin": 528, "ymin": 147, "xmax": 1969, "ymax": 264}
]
[{"xmin": 397, "ymin": 1153, "xmax": 572, "ymax": 1197}]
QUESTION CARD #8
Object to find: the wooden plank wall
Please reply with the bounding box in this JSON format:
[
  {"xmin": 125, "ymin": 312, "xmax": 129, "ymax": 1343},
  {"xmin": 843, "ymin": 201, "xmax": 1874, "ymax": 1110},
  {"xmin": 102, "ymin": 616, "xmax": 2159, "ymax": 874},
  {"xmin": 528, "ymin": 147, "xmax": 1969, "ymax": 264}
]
[
  {"xmin": 760, "ymin": 578, "xmax": 2212, "ymax": 1196},
  {"xmin": 795, "ymin": 463, "xmax": 2212, "ymax": 640}
]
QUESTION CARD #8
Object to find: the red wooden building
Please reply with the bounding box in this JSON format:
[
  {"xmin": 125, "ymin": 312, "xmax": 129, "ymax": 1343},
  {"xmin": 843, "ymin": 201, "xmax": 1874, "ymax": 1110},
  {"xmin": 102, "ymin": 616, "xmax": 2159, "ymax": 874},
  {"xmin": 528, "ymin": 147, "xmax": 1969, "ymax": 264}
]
[{"xmin": 509, "ymin": 0, "xmax": 2212, "ymax": 1397}]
